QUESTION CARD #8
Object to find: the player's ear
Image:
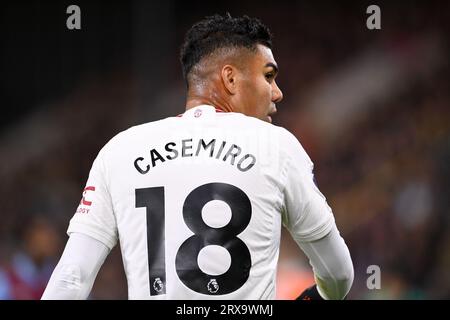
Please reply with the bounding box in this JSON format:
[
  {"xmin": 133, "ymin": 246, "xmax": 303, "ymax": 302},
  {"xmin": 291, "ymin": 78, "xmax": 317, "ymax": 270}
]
[{"xmin": 221, "ymin": 64, "xmax": 238, "ymax": 95}]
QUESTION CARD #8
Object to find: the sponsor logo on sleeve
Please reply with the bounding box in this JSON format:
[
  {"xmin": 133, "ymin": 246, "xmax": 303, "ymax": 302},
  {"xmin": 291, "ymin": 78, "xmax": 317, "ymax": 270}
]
[{"xmin": 75, "ymin": 186, "xmax": 95, "ymax": 214}]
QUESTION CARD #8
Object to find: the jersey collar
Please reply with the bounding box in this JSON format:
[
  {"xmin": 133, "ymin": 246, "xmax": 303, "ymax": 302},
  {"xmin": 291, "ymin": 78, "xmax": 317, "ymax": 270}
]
[{"xmin": 177, "ymin": 105, "xmax": 225, "ymax": 118}]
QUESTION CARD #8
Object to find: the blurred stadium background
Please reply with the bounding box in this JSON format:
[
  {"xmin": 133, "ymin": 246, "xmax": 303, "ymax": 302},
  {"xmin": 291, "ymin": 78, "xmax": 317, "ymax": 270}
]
[{"xmin": 0, "ymin": 0, "xmax": 448, "ymax": 299}]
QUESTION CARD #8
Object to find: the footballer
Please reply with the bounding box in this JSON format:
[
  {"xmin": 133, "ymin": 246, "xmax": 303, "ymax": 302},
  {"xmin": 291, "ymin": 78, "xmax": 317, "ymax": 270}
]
[{"xmin": 42, "ymin": 14, "xmax": 353, "ymax": 300}]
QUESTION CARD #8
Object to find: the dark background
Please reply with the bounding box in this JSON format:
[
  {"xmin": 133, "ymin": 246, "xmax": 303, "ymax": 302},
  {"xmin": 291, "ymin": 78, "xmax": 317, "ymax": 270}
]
[{"xmin": 0, "ymin": 0, "xmax": 449, "ymax": 299}]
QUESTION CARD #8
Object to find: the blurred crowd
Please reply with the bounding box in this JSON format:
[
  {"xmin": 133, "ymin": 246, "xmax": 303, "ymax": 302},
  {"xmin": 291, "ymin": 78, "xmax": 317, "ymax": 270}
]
[
  {"xmin": 0, "ymin": 1, "xmax": 448, "ymax": 299},
  {"xmin": 318, "ymin": 70, "xmax": 450, "ymax": 299}
]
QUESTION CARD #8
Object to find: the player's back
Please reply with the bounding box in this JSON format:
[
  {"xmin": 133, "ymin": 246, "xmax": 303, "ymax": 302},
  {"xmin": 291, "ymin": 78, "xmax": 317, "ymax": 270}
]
[{"xmin": 83, "ymin": 105, "xmax": 298, "ymax": 299}]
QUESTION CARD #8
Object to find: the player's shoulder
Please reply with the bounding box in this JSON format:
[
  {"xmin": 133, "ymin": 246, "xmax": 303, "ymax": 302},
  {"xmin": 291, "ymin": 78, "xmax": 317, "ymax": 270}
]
[
  {"xmin": 228, "ymin": 115, "xmax": 313, "ymax": 165},
  {"xmin": 220, "ymin": 113, "xmax": 306, "ymax": 150},
  {"xmin": 229, "ymin": 112, "xmax": 286, "ymax": 132},
  {"xmin": 99, "ymin": 117, "xmax": 176, "ymax": 153},
  {"xmin": 275, "ymin": 126, "xmax": 314, "ymax": 172}
]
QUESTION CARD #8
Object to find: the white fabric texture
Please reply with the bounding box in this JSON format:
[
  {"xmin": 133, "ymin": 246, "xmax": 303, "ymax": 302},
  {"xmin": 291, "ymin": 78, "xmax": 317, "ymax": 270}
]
[
  {"xmin": 41, "ymin": 233, "xmax": 109, "ymax": 300},
  {"xmin": 297, "ymin": 224, "xmax": 354, "ymax": 300}
]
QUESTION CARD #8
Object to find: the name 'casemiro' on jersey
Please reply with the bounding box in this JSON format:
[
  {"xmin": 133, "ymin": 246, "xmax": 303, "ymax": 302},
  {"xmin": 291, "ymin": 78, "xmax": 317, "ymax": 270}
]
[{"xmin": 133, "ymin": 138, "xmax": 257, "ymax": 174}]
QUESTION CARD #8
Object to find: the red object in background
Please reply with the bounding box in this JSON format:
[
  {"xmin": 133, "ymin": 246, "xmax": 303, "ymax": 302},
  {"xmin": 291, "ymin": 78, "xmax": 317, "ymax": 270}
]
[
  {"xmin": 2, "ymin": 253, "xmax": 53, "ymax": 300},
  {"xmin": 5, "ymin": 267, "xmax": 47, "ymax": 300},
  {"xmin": 276, "ymin": 265, "xmax": 315, "ymax": 300}
]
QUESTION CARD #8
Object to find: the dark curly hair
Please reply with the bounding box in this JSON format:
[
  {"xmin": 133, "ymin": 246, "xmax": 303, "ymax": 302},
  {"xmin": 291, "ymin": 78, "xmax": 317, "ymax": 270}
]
[{"xmin": 180, "ymin": 13, "xmax": 273, "ymax": 85}]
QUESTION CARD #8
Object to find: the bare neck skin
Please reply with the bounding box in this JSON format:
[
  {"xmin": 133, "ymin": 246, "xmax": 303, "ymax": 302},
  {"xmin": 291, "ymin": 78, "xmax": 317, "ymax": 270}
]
[{"xmin": 185, "ymin": 82, "xmax": 233, "ymax": 112}]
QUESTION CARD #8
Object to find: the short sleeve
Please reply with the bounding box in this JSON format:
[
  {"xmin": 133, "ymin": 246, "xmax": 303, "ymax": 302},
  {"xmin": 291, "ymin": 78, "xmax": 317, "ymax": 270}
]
[
  {"xmin": 67, "ymin": 147, "xmax": 118, "ymax": 250},
  {"xmin": 280, "ymin": 129, "xmax": 335, "ymax": 243}
]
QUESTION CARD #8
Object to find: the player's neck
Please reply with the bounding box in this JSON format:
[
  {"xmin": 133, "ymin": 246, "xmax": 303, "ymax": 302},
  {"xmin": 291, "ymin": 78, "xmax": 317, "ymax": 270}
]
[{"xmin": 186, "ymin": 91, "xmax": 233, "ymax": 113}]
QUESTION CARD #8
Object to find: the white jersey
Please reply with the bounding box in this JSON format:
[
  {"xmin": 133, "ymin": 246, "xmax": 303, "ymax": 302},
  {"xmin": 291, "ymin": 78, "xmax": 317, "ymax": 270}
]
[{"xmin": 67, "ymin": 104, "xmax": 335, "ymax": 299}]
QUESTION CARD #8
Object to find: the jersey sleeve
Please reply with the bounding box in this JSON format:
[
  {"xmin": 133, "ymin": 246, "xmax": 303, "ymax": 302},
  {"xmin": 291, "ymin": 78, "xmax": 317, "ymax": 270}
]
[
  {"xmin": 280, "ymin": 128, "xmax": 335, "ymax": 242},
  {"xmin": 67, "ymin": 147, "xmax": 118, "ymax": 250}
]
